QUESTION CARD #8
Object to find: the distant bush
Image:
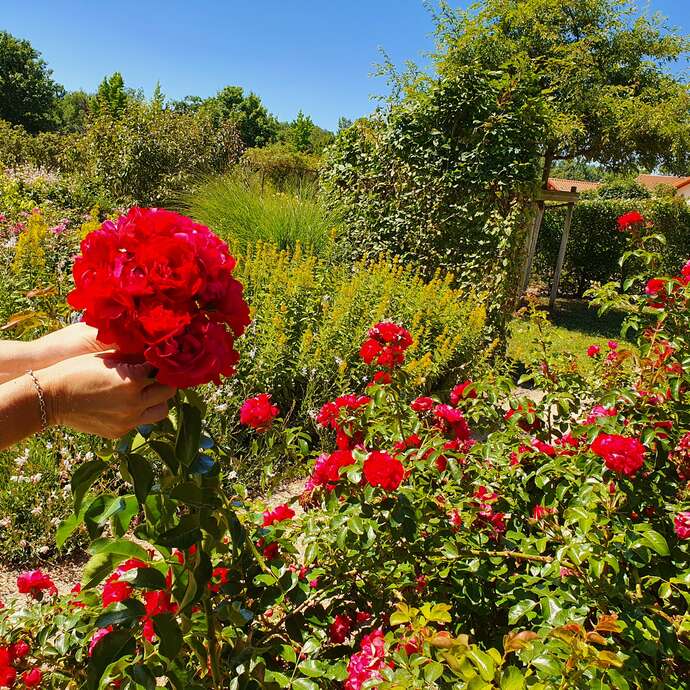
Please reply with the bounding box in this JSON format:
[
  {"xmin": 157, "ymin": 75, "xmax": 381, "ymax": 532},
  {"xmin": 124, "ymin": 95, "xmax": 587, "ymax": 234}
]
[
  {"xmin": 584, "ymin": 179, "xmax": 651, "ymax": 200},
  {"xmin": 184, "ymin": 173, "xmax": 338, "ymax": 257},
  {"xmin": 535, "ymin": 197, "xmax": 690, "ymax": 295},
  {"xmin": 72, "ymin": 103, "xmax": 243, "ymax": 205},
  {"xmin": 241, "ymin": 142, "xmax": 321, "ymax": 188}
]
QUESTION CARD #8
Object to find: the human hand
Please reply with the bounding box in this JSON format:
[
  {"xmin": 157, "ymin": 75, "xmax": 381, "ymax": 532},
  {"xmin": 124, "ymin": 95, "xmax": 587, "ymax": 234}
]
[
  {"xmin": 39, "ymin": 352, "xmax": 176, "ymax": 439},
  {"xmin": 33, "ymin": 322, "xmax": 110, "ymax": 366}
]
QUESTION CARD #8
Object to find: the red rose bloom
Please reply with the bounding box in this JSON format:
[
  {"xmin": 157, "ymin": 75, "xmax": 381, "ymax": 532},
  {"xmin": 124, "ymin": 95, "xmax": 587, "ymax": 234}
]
[
  {"xmin": 450, "ymin": 381, "xmax": 477, "ymax": 405},
  {"xmin": 9, "ymin": 641, "xmax": 30, "ymax": 661},
  {"xmin": 17, "ymin": 570, "xmax": 57, "ymax": 599},
  {"xmin": 617, "ymin": 210, "xmax": 645, "ymax": 232},
  {"xmin": 410, "ymin": 396, "xmax": 434, "ymax": 412},
  {"xmin": 68, "ymin": 207, "xmax": 250, "ymax": 388},
  {"xmin": 305, "ymin": 450, "xmax": 355, "ymax": 492},
  {"xmin": 102, "ymin": 579, "xmax": 133, "ymax": 607},
  {"xmin": 88, "ymin": 627, "xmax": 113, "ymax": 657},
  {"xmin": 359, "ymin": 322, "xmax": 412, "ymax": 369},
  {"xmin": 0, "ymin": 665, "xmax": 16, "ymax": 688},
  {"xmin": 21, "ymin": 669, "xmax": 42, "ymax": 688},
  {"xmin": 591, "ymin": 433, "xmax": 645, "ymax": 477},
  {"xmin": 262, "ymin": 503, "xmax": 295, "ymax": 526},
  {"xmin": 587, "ymin": 344, "xmax": 600, "ymax": 357},
  {"xmin": 240, "ymin": 393, "xmax": 279, "ymax": 432},
  {"xmin": 329, "ymin": 614, "xmax": 352, "ymax": 643},
  {"xmin": 208, "ymin": 566, "xmax": 231, "ymax": 594},
  {"xmin": 363, "ymin": 451, "xmax": 404, "ymax": 491},
  {"xmin": 674, "ymin": 512, "xmax": 690, "ymax": 540}
]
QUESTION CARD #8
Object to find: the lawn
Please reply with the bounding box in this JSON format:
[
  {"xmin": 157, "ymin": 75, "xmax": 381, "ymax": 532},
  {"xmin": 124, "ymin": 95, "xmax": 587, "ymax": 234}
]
[{"xmin": 507, "ymin": 297, "xmax": 634, "ymax": 371}]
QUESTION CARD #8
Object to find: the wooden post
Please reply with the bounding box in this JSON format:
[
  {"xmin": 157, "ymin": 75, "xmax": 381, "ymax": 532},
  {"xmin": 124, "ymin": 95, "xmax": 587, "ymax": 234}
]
[
  {"xmin": 548, "ymin": 187, "xmax": 576, "ymax": 310},
  {"xmin": 520, "ymin": 201, "xmax": 545, "ymax": 295}
]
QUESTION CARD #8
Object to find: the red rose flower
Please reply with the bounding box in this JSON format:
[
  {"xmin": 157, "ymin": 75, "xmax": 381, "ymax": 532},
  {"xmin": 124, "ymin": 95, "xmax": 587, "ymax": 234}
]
[
  {"xmin": 240, "ymin": 394, "xmax": 279, "ymax": 432},
  {"xmin": 359, "ymin": 322, "xmax": 412, "ymax": 369},
  {"xmin": 102, "ymin": 579, "xmax": 133, "ymax": 607},
  {"xmin": 591, "ymin": 433, "xmax": 645, "ymax": 477},
  {"xmin": 262, "ymin": 503, "xmax": 295, "ymax": 526},
  {"xmin": 17, "ymin": 570, "xmax": 57, "ymax": 599},
  {"xmin": 329, "ymin": 614, "xmax": 352, "ymax": 643},
  {"xmin": 88, "ymin": 627, "xmax": 113, "ymax": 657},
  {"xmin": 21, "ymin": 669, "xmax": 42, "ymax": 688},
  {"xmin": 0, "ymin": 665, "xmax": 16, "ymax": 688},
  {"xmin": 363, "ymin": 451, "xmax": 404, "ymax": 491},
  {"xmin": 208, "ymin": 566, "xmax": 231, "ymax": 594},
  {"xmin": 587, "ymin": 344, "xmax": 600, "ymax": 357},
  {"xmin": 617, "ymin": 210, "xmax": 645, "ymax": 232},
  {"xmin": 9, "ymin": 641, "xmax": 30, "ymax": 661},
  {"xmin": 141, "ymin": 590, "xmax": 178, "ymax": 642},
  {"xmin": 674, "ymin": 512, "xmax": 690, "ymax": 540},
  {"xmin": 305, "ymin": 450, "xmax": 355, "ymax": 492},
  {"xmin": 450, "ymin": 380, "xmax": 477, "ymax": 405},
  {"xmin": 68, "ymin": 207, "xmax": 250, "ymax": 388},
  {"xmin": 434, "ymin": 404, "xmax": 471, "ymax": 441},
  {"xmin": 410, "ymin": 396, "xmax": 434, "ymax": 412}
]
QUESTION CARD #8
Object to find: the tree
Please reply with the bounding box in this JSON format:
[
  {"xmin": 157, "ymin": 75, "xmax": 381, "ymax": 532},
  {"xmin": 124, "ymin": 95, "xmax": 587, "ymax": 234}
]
[
  {"xmin": 96, "ymin": 72, "xmax": 127, "ymax": 117},
  {"xmin": 58, "ymin": 90, "xmax": 94, "ymax": 132},
  {"xmin": 435, "ymin": 0, "xmax": 690, "ymax": 183},
  {"xmin": 169, "ymin": 95, "xmax": 204, "ymax": 114},
  {"xmin": 151, "ymin": 81, "xmax": 165, "ymax": 110},
  {"xmin": 550, "ymin": 158, "xmax": 605, "ymax": 182},
  {"xmin": 0, "ymin": 31, "xmax": 63, "ymax": 132},
  {"xmin": 337, "ymin": 116, "xmax": 353, "ymax": 132},
  {"xmin": 286, "ymin": 110, "xmax": 315, "ymax": 153},
  {"xmin": 203, "ymin": 86, "xmax": 278, "ymax": 148}
]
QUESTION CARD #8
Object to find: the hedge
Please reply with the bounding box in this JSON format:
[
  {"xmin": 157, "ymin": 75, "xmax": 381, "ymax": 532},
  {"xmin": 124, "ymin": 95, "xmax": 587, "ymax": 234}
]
[{"xmin": 534, "ymin": 197, "xmax": 690, "ymax": 295}]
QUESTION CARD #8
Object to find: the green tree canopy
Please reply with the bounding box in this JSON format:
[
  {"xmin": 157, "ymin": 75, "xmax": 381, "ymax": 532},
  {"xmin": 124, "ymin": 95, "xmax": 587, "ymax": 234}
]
[
  {"xmin": 435, "ymin": 0, "xmax": 690, "ymax": 181},
  {"xmin": 203, "ymin": 86, "xmax": 278, "ymax": 148},
  {"xmin": 96, "ymin": 72, "xmax": 127, "ymax": 118},
  {"xmin": 58, "ymin": 90, "xmax": 94, "ymax": 132},
  {"xmin": 0, "ymin": 31, "xmax": 63, "ymax": 132}
]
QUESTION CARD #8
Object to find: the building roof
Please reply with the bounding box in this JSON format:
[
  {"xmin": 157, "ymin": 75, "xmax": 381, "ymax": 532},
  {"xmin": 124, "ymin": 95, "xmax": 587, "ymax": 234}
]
[
  {"xmin": 547, "ymin": 178, "xmax": 602, "ymax": 193},
  {"xmin": 635, "ymin": 174, "xmax": 690, "ymax": 190}
]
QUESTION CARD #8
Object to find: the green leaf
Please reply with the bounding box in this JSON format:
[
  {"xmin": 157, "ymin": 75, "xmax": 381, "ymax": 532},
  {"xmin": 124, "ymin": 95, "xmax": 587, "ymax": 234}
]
[
  {"xmin": 153, "ymin": 612, "xmax": 183, "ymax": 659},
  {"xmin": 501, "ymin": 666, "xmax": 525, "ymax": 690},
  {"xmin": 86, "ymin": 629, "xmax": 135, "ymax": 690},
  {"xmin": 119, "ymin": 567, "xmax": 167, "ymax": 590},
  {"xmin": 90, "ymin": 537, "xmax": 149, "ymax": 560},
  {"xmin": 130, "ymin": 665, "xmax": 156, "ymax": 690},
  {"xmin": 531, "ymin": 654, "xmax": 562, "ymax": 676},
  {"xmin": 149, "ymin": 440, "xmax": 179, "ymax": 474},
  {"xmin": 128, "ymin": 454, "xmax": 154, "ymax": 505},
  {"xmin": 467, "ymin": 647, "xmax": 495, "ymax": 681},
  {"xmin": 176, "ymin": 402, "xmax": 202, "ymax": 467},
  {"xmin": 158, "ymin": 515, "xmax": 202, "ymax": 550},
  {"xmin": 71, "ymin": 459, "xmax": 108, "ymax": 512},
  {"xmin": 82, "ymin": 552, "xmax": 129, "ymax": 589},
  {"xmin": 96, "ymin": 599, "xmax": 146, "ymax": 628},
  {"xmin": 292, "ymin": 679, "xmax": 320, "ymax": 690},
  {"xmin": 424, "ymin": 661, "xmax": 445, "ymax": 683},
  {"xmin": 171, "ymin": 481, "xmax": 219, "ymax": 508},
  {"xmin": 641, "ymin": 530, "xmax": 670, "ymax": 557},
  {"xmin": 56, "ymin": 504, "xmax": 87, "ymax": 549},
  {"xmin": 508, "ymin": 599, "xmax": 536, "ymax": 624}
]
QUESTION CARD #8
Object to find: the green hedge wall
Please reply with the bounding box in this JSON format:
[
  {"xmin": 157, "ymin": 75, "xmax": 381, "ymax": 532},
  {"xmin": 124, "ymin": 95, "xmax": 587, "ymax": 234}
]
[{"xmin": 534, "ymin": 197, "xmax": 690, "ymax": 295}]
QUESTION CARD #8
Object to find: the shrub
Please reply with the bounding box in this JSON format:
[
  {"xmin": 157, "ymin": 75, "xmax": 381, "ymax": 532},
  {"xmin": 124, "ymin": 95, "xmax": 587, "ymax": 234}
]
[
  {"xmin": 322, "ymin": 65, "xmax": 546, "ymax": 334},
  {"xmin": 72, "ymin": 103, "xmax": 244, "ymax": 205},
  {"xmin": 207, "ymin": 242, "xmax": 488, "ymax": 480},
  {"xmin": 241, "ymin": 142, "xmax": 321, "ymax": 188},
  {"xmin": 535, "ymin": 197, "xmax": 690, "ymax": 296},
  {"xmin": 0, "ymin": 243, "xmax": 687, "ymax": 687},
  {"xmin": 183, "ymin": 173, "xmax": 338, "ymax": 257}
]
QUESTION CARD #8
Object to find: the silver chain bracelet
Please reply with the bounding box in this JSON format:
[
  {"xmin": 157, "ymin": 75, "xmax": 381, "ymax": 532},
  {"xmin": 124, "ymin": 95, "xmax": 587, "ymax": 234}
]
[{"xmin": 26, "ymin": 369, "xmax": 49, "ymax": 432}]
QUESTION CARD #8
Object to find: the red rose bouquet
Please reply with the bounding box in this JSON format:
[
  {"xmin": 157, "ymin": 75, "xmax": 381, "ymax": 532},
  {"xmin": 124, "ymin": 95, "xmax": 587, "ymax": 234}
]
[{"xmin": 68, "ymin": 207, "xmax": 250, "ymax": 388}]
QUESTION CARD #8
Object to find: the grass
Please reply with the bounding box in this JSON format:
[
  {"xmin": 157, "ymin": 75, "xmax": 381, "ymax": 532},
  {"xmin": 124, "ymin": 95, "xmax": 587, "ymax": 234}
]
[
  {"xmin": 507, "ymin": 298, "xmax": 635, "ymax": 372},
  {"xmin": 181, "ymin": 173, "xmax": 340, "ymax": 257}
]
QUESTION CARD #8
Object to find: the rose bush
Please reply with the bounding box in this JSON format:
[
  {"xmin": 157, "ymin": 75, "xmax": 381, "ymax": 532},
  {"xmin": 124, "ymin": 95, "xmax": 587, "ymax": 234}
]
[{"xmin": 0, "ymin": 214, "xmax": 687, "ymax": 688}]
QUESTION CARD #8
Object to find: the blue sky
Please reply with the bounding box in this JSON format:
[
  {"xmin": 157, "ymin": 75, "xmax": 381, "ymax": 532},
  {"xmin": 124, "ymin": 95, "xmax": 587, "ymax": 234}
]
[{"xmin": 2, "ymin": 0, "xmax": 688, "ymax": 131}]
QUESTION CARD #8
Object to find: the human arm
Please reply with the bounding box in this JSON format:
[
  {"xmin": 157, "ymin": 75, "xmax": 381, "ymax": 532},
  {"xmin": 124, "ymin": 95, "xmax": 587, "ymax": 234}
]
[
  {"xmin": 0, "ymin": 323, "xmax": 107, "ymax": 385},
  {"xmin": 0, "ymin": 352, "xmax": 176, "ymax": 450}
]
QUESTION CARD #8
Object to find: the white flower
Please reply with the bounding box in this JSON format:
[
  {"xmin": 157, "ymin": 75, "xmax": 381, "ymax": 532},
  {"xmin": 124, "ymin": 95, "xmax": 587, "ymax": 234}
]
[
  {"xmin": 38, "ymin": 546, "xmax": 50, "ymax": 555},
  {"xmin": 31, "ymin": 473, "xmax": 42, "ymax": 483},
  {"xmin": 0, "ymin": 518, "xmax": 10, "ymax": 528},
  {"xmin": 84, "ymin": 451, "xmax": 94, "ymax": 461},
  {"xmin": 31, "ymin": 506, "xmax": 42, "ymax": 516},
  {"xmin": 214, "ymin": 403, "xmax": 228, "ymax": 413}
]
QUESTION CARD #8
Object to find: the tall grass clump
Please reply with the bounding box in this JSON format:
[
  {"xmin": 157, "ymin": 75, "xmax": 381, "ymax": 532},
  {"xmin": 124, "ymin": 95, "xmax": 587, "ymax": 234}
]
[{"xmin": 183, "ymin": 173, "xmax": 339, "ymax": 257}]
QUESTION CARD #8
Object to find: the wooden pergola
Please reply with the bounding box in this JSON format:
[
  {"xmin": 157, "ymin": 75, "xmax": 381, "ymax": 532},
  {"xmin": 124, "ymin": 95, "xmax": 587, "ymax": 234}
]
[{"xmin": 520, "ymin": 185, "xmax": 578, "ymax": 308}]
